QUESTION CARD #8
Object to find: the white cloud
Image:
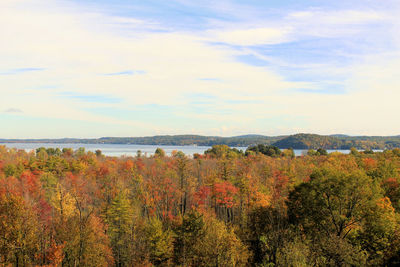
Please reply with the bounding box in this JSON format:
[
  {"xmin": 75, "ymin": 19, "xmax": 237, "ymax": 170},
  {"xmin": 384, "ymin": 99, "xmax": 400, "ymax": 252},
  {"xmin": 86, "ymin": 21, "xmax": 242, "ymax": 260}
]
[
  {"xmin": 0, "ymin": 0, "xmax": 305, "ymax": 136},
  {"xmin": 1, "ymin": 0, "xmax": 400, "ymax": 137}
]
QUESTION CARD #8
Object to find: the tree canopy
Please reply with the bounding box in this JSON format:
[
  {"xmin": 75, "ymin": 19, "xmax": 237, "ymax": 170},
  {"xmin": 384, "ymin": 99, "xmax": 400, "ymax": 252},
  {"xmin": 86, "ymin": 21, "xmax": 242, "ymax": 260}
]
[{"xmin": 1, "ymin": 145, "xmax": 400, "ymax": 266}]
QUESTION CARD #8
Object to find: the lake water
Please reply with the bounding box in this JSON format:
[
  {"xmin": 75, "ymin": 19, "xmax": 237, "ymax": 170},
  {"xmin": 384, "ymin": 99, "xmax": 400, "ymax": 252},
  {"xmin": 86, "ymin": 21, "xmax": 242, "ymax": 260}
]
[
  {"xmin": 0, "ymin": 143, "xmax": 244, "ymax": 157},
  {"xmin": 0, "ymin": 143, "xmax": 370, "ymax": 157}
]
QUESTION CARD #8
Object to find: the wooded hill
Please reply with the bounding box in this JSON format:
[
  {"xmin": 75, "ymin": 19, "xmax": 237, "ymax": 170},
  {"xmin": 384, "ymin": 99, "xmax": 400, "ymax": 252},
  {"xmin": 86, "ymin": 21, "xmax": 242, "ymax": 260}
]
[
  {"xmin": 1, "ymin": 133, "xmax": 400, "ymax": 149},
  {"xmin": 273, "ymin": 134, "xmax": 400, "ymax": 150}
]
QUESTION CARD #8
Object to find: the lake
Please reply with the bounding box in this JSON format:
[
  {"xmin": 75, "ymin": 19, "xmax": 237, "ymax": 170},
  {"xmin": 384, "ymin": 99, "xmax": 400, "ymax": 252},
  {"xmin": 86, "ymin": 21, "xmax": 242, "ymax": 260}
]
[
  {"xmin": 0, "ymin": 143, "xmax": 373, "ymax": 157},
  {"xmin": 0, "ymin": 143, "xmax": 244, "ymax": 157}
]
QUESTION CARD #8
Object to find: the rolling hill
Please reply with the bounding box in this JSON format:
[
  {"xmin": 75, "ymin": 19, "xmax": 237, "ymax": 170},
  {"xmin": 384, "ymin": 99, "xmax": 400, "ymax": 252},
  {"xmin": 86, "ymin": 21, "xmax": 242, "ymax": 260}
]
[{"xmin": 2, "ymin": 133, "xmax": 400, "ymax": 149}]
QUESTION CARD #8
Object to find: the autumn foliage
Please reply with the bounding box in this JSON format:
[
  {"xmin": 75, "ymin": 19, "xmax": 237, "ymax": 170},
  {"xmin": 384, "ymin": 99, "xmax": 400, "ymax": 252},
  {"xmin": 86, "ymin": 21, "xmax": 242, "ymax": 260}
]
[{"xmin": 0, "ymin": 145, "xmax": 400, "ymax": 266}]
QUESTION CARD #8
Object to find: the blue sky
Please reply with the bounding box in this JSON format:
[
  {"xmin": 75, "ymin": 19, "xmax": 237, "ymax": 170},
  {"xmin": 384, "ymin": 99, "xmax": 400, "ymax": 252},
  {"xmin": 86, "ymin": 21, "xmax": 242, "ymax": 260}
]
[{"xmin": 1, "ymin": 0, "xmax": 400, "ymax": 138}]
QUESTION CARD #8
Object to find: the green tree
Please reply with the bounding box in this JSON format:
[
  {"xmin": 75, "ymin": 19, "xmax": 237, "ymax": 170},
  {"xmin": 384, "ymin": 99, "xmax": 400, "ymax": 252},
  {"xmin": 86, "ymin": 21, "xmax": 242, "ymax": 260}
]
[
  {"xmin": 155, "ymin": 148, "xmax": 166, "ymax": 158},
  {"xmin": 173, "ymin": 210, "xmax": 205, "ymax": 265},
  {"xmin": 287, "ymin": 167, "xmax": 396, "ymax": 265},
  {"xmin": 350, "ymin": 147, "xmax": 359, "ymax": 156},
  {"xmin": 276, "ymin": 237, "xmax": 313, "ymax": 267},
  {"xmin": 36, "ymin": 147, "xmax": 49, "ymax": 162},
  {"xmin": 316, "ymin": 148, "xmax": 328, "ymax": 156},
  {"xmin": 247, "ymin": 206, "xmax": 289, "ymax": 265},
  {"xmin": 288, "ymin": 168, "xmax": 379, "ymax": 238},
  {"xmin": 246, "ymin": 145, "xmax": 281, "ymax": 157},
  {"xmin": 75, "ymin": 147, "xmax": 86, "ymax": 157},
  {"xmin": 144, "ymin": 217, "xmax": 174, "ymax": 265},
  {"xmin": 282, "ymin": 148, "xmax": 295, "ymax": 158},
  {"xmin": 205, "ymin": 145, "xmax": 242, "ymax": 159},
  {"xmin": 105, "ymin": 193, "xmax": 134, "ymax": 266},
  {"xmin": 352, "ymin": 197, "xmax": 399, "ymax": 265},
  {"xmin": 3, "ymin": 163, "xmax": 18, "ymax": 177}
]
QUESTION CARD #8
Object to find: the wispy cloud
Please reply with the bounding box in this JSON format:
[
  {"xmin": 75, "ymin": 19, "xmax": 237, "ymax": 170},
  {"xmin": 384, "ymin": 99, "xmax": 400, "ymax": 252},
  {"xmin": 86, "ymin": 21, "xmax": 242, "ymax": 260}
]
[
  {"xmin": 198, "ymin": 78, "xmax": 222, "ymax": 82},
  {"xmin": 59, "ymin": 92, "xmax": 122, "ymax": 104},
  {"xmin": 286, "ymin": 9, "xmax": 383, "ymax": 25},
  {"xmin": 3, "ymin": 108, "xmax": 23, "ymax": 113},
  {"xmin": 0, "ymin": 68, "xmax": 45, "ymax": 75},
  {"xmin": 295, "ymin": 87, "xmax": 346, "ymax": 95},
  {"xmin": 102, "ymin": 70, "xmax": 146, "ymax": 76},
  {"xmin": 208, "ymin": 27, "xmax": 292, "ymax": 46}
]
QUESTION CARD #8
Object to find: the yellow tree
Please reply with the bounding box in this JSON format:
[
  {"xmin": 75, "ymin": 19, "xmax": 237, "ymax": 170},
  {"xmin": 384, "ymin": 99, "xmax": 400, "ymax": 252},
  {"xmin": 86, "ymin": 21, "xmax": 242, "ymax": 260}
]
[{"xmin": 0, "ymin": 192, "xmax": 40, "ymax": 266}]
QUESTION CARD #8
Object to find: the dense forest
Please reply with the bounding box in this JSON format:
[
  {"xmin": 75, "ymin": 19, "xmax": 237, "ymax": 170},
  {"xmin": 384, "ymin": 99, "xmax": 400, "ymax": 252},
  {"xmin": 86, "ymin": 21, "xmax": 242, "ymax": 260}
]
[
  {"xmin": 2, "ymin": 133, "xmax": 400, "ymax": 149},
  {"xmin": 1, "ymin": 144, "xmax": 400, "ymax": 266}
]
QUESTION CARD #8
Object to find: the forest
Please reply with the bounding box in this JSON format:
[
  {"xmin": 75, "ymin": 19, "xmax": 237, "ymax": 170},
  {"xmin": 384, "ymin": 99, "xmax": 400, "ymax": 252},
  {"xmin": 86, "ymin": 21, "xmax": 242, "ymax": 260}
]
[{"xmin": 1, "ymin": 144, "xmax": 400, "ymax": 266}]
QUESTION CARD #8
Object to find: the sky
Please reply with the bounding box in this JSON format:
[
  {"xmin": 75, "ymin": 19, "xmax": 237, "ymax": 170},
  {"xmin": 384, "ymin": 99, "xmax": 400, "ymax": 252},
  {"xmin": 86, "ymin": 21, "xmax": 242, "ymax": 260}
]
[{"xmin": 1, "ymin": 0, "xmax": 400, "ymax": 138}]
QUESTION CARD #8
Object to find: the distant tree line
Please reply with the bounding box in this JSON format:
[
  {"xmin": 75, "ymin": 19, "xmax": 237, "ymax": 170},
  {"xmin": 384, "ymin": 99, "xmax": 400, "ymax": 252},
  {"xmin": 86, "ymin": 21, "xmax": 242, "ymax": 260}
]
[{"xmin": 2, "ymin": 133, "xmax": 400, "ymax": 149}]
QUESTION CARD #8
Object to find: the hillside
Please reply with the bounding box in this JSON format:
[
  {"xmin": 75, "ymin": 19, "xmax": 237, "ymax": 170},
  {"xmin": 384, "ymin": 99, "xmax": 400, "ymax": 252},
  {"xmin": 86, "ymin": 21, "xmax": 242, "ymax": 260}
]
[
  {"xmin": 272, "ymin": 133, "xmax": 400, "ymax": 149},
  {"xmin": 272, "ymin": 134, "xmax": 343, "ymax": 149}
]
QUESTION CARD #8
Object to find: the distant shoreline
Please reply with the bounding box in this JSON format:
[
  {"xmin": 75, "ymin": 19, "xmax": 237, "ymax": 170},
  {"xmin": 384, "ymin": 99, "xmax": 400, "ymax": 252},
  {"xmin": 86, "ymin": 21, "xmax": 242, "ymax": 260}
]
[{"xmin": 1, "ymin": 133, "xmax": 400, "ymax": 150}]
